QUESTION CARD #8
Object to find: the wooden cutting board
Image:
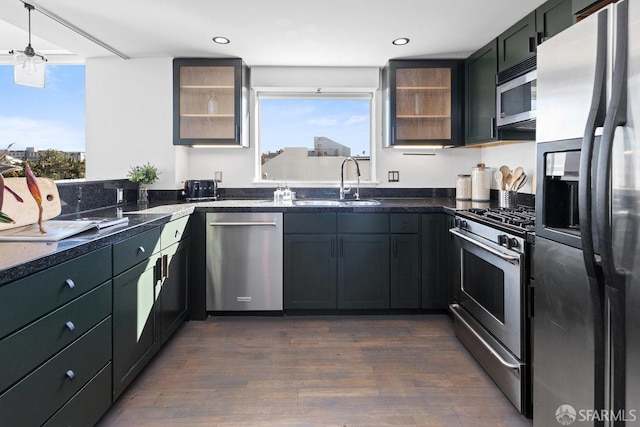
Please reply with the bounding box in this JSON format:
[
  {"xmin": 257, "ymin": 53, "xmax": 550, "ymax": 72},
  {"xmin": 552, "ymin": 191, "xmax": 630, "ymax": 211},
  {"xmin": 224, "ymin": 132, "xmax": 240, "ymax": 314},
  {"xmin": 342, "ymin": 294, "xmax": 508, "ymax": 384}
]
[{"xmin": 0, "ymin": 178, "xmax": 61, "ymax": 231}]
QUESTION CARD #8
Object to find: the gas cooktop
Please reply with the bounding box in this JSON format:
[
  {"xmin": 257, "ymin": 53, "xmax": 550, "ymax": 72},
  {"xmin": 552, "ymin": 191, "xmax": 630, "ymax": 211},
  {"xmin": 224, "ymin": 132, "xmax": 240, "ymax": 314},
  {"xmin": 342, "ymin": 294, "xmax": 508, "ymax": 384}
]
[{"xmin": 457, "ymin": 206, "xmax": 536, "ymax": 234}]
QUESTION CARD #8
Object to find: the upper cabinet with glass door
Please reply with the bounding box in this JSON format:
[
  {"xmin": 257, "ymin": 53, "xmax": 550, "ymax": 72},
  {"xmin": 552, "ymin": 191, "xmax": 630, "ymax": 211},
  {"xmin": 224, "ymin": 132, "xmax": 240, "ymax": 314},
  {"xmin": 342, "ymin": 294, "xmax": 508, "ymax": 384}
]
[
  {"xmin": 383, "ymin": 60, "xmax": 463, "ymax": 147},
  {"xmin": 173, "ymin": 58, "xmax": 249, "ymax": 146}
]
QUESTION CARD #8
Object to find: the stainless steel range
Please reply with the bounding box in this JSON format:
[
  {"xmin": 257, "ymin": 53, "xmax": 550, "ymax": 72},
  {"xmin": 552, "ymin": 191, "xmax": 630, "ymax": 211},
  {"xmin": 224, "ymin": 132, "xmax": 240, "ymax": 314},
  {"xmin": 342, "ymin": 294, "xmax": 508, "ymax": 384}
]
[{"xmin": 449, "ymin": 206, "xmax": 534, "ymax": 417}]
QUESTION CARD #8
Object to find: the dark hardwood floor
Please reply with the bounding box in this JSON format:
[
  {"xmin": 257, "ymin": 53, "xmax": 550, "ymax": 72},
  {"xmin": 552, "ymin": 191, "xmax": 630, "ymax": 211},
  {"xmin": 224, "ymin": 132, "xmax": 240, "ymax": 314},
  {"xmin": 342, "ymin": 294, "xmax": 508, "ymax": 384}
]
[{"xmin": 97, "ymin": 315, "xmax": 532, "ymax": 426}]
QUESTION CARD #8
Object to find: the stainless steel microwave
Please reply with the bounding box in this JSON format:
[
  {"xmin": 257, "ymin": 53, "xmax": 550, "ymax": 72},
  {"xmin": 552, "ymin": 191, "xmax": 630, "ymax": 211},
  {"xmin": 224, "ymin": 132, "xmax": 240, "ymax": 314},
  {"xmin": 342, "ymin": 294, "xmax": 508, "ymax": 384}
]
[{"xmin": 496, "ymin": 69, "xmax": 537, "ymax": 129}]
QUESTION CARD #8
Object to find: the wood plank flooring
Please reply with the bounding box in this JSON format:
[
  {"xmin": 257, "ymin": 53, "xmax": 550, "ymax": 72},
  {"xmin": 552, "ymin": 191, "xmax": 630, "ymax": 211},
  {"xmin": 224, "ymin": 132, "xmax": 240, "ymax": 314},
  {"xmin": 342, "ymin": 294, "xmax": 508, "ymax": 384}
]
[{"xmin": 97, "ymin": 315, "xmax": 532, "ymax": 427}]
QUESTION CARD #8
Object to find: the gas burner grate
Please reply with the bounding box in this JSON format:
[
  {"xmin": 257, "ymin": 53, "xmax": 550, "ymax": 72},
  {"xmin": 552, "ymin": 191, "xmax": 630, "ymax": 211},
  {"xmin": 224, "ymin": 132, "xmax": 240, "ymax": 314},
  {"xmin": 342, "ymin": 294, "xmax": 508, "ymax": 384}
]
[{"xmin": 461, "ymin": 206, "xmax": 536, "ymax": 233}]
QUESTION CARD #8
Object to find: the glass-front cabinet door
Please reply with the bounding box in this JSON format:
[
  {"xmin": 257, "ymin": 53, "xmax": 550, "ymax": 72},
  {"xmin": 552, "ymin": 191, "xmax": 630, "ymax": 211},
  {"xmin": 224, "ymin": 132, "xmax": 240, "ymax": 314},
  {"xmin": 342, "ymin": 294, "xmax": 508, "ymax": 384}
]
[
  {"xmin": 173, "ymin": 58, "xmax": 248, "ymax": 146},
  {"xmin": 384, "ymin": 60, "xmax": 462, "ymax": 147}
]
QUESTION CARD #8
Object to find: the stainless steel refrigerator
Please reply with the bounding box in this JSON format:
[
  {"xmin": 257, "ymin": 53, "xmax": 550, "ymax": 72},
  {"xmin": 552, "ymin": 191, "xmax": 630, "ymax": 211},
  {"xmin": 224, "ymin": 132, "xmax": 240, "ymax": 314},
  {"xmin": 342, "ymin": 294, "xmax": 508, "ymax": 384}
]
[{"xmin": 534, "ymin": 1, "xmax": 639, "ymax": 426}]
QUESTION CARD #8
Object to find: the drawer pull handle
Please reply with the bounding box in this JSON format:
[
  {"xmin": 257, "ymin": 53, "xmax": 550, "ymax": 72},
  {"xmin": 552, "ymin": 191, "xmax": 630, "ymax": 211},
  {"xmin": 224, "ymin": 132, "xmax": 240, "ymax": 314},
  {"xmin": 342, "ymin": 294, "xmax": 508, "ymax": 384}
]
[
  {"xmin": 65, "ymin": 321, "xmax": 76, "ymax": 332},
  {"xmin": 65, "ymin": 279, "xmax": 75, "ymax": 289},
  {"xmin": 65, "ymin": 370, "xmax": 75, "ymax": 380},
  {"xmin": 138, "ymin": 246, "xmax": 146, "ymax": 254}
]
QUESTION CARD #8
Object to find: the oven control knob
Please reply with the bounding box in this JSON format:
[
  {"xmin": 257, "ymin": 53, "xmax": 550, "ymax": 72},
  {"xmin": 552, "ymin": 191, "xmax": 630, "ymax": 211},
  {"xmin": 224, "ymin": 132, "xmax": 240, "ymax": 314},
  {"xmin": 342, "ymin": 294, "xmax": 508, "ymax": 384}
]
[
  {"xmin": 508, "ymin": 238, "xmax": 519, "ymax": 249},
  {"xmin": 460, "ymin": 220, "xmax": 468, "ymax": 229},
  {"xmin": 498, "ymin": 235, "xmax": 507, "ymax": 245}
]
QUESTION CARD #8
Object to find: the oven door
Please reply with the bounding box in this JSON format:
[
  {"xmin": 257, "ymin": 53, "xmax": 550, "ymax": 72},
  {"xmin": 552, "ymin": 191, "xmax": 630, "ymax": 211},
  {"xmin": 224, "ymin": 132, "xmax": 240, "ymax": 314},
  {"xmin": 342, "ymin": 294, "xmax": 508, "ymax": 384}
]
[{"xmin": 450, "ymin": 227, "xmax": 524, "ymax": 358}]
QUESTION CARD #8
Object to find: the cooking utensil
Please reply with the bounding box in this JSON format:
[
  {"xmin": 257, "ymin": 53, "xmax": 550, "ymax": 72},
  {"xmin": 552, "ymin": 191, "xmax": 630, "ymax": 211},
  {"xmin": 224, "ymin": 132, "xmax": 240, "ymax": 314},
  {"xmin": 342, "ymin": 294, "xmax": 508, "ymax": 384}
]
[
  {"xmin": 512, "ymin": 167, "xmax": 524, "ymax": 187},
  {"xmin": 499, "ymin": 165, "xmax": 510, "ymax": 189},
  {"xmin": 504, "ymin": 173, "xmax": 514, "ymax": 190},
  {"xmin": 494, "ymin": 170, "xmax": 504, "ymax": 190},
  {"xmin": 513, "ymin": 174, "xmax": 527, "ymax": 191}
]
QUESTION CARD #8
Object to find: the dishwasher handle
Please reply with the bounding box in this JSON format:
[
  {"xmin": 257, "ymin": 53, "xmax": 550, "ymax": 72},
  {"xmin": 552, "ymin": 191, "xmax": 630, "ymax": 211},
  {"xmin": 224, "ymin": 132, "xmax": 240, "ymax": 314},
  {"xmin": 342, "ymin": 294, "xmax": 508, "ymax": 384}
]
[{"xmin": 210, "ymin": 221, "xmax": 278, "ymax": 227}]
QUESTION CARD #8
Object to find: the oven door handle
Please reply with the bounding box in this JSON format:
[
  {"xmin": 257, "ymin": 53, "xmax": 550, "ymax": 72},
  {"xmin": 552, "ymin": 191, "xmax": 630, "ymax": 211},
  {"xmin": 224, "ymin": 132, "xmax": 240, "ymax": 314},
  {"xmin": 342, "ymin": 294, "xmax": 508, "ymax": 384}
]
[
  {"xmin": 450, "ymin": 304, "xmax": 521, "ymax": 374},
  {"xmin": 449, "ymin": 228, "xmax": 520, "ymax": 264}
]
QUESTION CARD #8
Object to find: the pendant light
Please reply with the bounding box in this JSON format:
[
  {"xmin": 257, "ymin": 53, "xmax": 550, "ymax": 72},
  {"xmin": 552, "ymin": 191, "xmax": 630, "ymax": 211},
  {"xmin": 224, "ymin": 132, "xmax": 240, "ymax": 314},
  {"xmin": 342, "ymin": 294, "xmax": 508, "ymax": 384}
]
[{"xmin": 9, "ymin": 3, "xmax": 47, "ymax": 88}]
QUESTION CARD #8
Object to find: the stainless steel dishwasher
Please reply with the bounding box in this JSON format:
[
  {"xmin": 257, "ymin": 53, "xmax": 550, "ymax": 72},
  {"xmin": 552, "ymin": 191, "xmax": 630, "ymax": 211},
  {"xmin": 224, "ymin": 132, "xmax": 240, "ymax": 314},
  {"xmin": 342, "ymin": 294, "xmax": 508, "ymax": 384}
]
[{"xmin": 206, "ymin": 212, "xmax": 283, "ymax": 311}]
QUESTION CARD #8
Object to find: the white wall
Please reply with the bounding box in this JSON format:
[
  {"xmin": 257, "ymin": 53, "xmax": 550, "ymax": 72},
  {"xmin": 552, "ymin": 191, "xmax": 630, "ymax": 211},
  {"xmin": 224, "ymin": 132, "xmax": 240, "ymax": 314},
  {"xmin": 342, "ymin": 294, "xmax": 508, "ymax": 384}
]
[
  {"xmin": 85, "ymin": 58, "xmax": 536, "ymax": 194},
  {"xmin": 479, "ymin": 141, "xmax": 536, "ymax": 194}
]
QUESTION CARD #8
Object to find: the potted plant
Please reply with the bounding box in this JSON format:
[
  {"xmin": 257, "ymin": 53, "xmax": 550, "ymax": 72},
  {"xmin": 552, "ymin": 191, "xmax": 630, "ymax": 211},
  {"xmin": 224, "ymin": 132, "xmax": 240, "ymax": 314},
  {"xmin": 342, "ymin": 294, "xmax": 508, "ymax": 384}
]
[{"xmin": 127, "ymin": 162, "xmax": 159, "ymax": 204}]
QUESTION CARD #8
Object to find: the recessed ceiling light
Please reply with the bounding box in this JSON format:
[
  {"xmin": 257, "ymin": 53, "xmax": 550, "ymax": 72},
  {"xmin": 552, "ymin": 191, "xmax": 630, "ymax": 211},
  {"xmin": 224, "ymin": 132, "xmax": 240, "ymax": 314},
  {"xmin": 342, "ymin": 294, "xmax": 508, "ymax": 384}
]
[
  {"xmin": 392, "ymin": 38, "xmax": 410, "ymax": 46},
  {"xmin": 212, "ymin": 36, "xmax": 230, "ymax": 44}
]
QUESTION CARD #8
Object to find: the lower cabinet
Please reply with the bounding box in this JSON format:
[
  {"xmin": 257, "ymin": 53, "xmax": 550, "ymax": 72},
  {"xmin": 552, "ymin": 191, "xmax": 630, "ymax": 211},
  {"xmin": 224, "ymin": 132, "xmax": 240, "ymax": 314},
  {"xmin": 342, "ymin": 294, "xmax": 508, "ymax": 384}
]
[
  {"xmin": 285, "ymin": 212, "xmax": 423, "ymax": 310},
  {"xmin": 112, "ymin": 217, "xmax": 191, "ymax": 401},
  {"xmin": 0, "ymin": 246, "xmax": 112, "ymax": 427},
  {"xmin": 422, "ymin": 213, "xmax": 450, "ymax": 310},
  {"xmin": 390, "ymin": 214, "xmax": 421, "ymax": 309},
  {"xmin": 112, "ymin": 251, "xmax": 162, "ymax": 400}
]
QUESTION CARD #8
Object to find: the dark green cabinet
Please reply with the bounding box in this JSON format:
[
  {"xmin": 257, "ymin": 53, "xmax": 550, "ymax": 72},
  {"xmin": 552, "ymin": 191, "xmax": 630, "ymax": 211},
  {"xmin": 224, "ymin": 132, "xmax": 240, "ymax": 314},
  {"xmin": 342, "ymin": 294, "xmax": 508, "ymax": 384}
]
[
  {"xmin": 112, "ymin": 252, "xmax": 161, "ymax": 401},
  {"xmin": 157, "ymin": 237, "xmax": 190, "ymax": 344},
  {"xmin": 537, "ymin": 0, "xmax": 573, "ymax": 42},
  {"xmin": 338, "ymin": 233, "xmax": 390, "ymax": 309},
  {"xmin": 284, "ymin": 234, "xmax": 337, "ymax": 309},
  {"xmin": 421, "ymin": 214, "xmax": 449, "ymax": 310},
  {"xmin": 383, "ymin": 60, "xmax": 463, "ymax": 147},
  {"xmin": 390, "ymin": 214, "xmax": 421, "ymax": 309},
  {"xmin": 572, "ymin": 0, "xmax": 606, "ymax": 16},
  {"xmin": 284, "ymin": 212, "xmax": 393, "ymax": 310},
  {"xmin": 0, "ymin": 247, "xmax": 113, "ymax": 427},
  {"xmin": 173, "ymin": 58, "xmax": 249, "ymax": 146},
  {"xmin": 465, "ymin": 39, "xmax": 498, "ymax": 145},
  {"xmin": 498, "ymin": 12, "xmax": 537, "ymax": 72},
  {"xmin": 112, "ymin": 218, "xmax": 190, "ymax": 401}
]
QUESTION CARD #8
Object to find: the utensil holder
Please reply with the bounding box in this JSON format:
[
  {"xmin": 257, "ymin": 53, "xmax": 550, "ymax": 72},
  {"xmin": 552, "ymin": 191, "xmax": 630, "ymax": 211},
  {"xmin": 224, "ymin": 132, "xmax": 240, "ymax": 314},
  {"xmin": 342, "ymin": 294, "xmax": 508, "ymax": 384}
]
[{"xmin": 498, "ymin": 190, "xmax": 517, "ymax": 208}]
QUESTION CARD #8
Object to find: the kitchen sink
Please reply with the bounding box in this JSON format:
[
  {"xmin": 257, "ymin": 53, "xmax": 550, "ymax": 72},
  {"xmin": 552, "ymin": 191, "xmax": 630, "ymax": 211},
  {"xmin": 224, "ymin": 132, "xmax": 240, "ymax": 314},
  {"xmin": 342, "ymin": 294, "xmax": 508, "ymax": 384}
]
[{"xmin": 292, "ymin": 199, "xmax": 380, "ymax": 207}]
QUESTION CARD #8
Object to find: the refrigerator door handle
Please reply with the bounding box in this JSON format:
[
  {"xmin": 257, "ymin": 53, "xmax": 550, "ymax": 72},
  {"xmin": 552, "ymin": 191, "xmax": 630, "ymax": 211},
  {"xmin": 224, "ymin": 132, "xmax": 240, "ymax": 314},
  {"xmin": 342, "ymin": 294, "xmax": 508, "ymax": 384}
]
[
  {"xmin": 579, "ymin": 8, "xmax": 608, "ymax": 282},
  {"xmin": 596, "ymin": 0, "xmax": 628, "ymax": 292}
]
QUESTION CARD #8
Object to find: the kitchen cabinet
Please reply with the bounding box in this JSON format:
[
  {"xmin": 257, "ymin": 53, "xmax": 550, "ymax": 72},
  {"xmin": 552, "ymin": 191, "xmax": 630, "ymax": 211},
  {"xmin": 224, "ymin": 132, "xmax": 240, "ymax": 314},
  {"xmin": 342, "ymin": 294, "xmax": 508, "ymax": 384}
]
[
  {"xmin": 537, "ymin": 0, "xmax": 573, "ymax": 42},
  {"xmin": 498, "ymin": 0, "xmax": 573, "ymax": 73},
  {"xmin": 157, "ymin": 216, "xmax": 191, "ymax": 344},
  {"xmin": 112, "ymin": 227, "xmax": 162, "ymax": 401},
  {"xmin": 383, "ymin": 60, "xmax": 463, "ymax": 147},
  {"xmin": 390, "ymin": 214, "xmax": 421, "ymax": 309},
  {"xmin": 421, "ymin": 214, "xmax": 449, "ymax": 310},
  {"xmin": 0, "ymin": 246, "xmax": 112, "ymax": 427},
  {"xmin": 498, "ymin": 12, "xmax": 537, "ymax": 73},
  {"xmin": 173, "ymin": 58, "xmax": 249, "ymax": 146},
  {"xmin": 284, "ymin": 212, "xmax": 391, "ymax": 310},
  {"xmin": 284, "ymin": 213, "xmax": 337, "ymax": 310},
  {"xmin": 465, "ymin": 39, "xmax": 498, "ymax": 145},
  {"xmin": 572, "ymin": 0, "xmax": 609, "ymax": 17},
  {"xmin": 113, "ymin": 217, "xmax": 191, "ymax": 400}
]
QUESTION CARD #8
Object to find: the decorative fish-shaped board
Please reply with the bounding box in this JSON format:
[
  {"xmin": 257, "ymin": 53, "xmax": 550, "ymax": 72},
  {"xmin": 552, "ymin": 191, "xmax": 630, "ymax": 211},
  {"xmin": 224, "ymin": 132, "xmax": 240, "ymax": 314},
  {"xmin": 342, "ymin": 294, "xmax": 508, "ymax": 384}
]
[{"xmin": 0, "ymin": 178, "xmax": 61, "ymax": 230}]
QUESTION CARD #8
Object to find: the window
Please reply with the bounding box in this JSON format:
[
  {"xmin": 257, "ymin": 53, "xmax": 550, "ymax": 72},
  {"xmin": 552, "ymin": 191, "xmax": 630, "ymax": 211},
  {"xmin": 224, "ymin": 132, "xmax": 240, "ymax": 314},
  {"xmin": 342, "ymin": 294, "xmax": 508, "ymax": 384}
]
[
  {"xmin": 0, "ymin": 65, "xmax": 86, "ymax": 179},
  {"xmin": 258, "ymin": 93, "xmax": 373, "ymax": 183}
]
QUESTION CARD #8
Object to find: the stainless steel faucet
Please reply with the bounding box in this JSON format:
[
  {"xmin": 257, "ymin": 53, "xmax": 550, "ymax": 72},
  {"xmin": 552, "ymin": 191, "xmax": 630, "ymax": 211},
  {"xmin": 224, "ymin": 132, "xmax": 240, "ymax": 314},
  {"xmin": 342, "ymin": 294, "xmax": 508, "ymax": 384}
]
[{"xmin": 340, "ymin": 156, "xmax": 361, "ymax": 200}]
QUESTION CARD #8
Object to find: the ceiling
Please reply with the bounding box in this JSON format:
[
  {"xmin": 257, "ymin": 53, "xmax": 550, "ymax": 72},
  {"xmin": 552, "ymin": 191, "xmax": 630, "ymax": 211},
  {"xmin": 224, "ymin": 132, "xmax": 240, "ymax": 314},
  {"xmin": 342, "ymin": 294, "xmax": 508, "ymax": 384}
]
[{"xmin": 0, "ymin": 0, "xmax": 548, "ymax": 66}]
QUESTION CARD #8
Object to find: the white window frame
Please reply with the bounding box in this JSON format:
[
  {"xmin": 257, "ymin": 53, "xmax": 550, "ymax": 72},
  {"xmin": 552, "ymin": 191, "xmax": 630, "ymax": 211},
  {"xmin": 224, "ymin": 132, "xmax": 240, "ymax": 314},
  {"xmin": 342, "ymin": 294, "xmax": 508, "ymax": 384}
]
[{"xmin": 253, "ymin": 88, "xmax": 378, "ymax": 185}]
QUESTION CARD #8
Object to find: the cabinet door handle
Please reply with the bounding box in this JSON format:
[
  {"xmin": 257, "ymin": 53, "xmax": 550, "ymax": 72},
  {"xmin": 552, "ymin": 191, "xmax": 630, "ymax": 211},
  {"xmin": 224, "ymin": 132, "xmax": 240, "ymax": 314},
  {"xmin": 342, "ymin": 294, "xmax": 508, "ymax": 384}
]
[
  {"xmin": 339, "ymin": 238, "xmax": 344, "ymax": 257},
  {"xmin": 163, "ymin": 254, "xmax": 169, "ymax": 279},
  {"xmin": 65, "ymin": 321, "xmax": 75, "ymax": 332},
  {"xmin": 174, "ymin": 229, "xmax": 180, "ymax": 238},
  {"xmin": 393, "ymin": 237, "xmax": 398, "ymax": 257},
  {"xmin": 331, "ymin": 237, "xmax": 335, "ymax": 258},
  {"xmin": 65, "ymin": 279, "xmax": 75, "ymax": 289},
  {"xmin": 528, "ymin": 36, "xmax": 536, "ymax": 53},
  {"xmin": 490, "ymin": 118, "xmax": 496, "ymax": 139},
  {"xmin": 65, "ymin": 370, "xmax": 75, "ymax": 380},
  {"xmin": 138, "ymin": 246, "xmax": 146, "ymax": 254}
]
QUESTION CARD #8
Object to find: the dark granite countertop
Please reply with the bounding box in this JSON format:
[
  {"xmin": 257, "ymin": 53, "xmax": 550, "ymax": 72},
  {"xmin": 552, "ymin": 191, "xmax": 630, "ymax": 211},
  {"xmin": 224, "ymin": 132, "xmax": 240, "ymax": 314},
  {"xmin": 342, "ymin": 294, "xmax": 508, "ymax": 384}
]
[{"xmin": 0, "ymin": 197, "xmax": 477, "ymax": 287}]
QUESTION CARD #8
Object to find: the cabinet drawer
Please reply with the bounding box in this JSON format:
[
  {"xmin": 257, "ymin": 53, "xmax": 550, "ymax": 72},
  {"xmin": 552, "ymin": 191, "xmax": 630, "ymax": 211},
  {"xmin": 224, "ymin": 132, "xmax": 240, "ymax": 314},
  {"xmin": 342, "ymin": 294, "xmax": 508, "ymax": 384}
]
[
  {"xmin": 391, "ymin": 214, "xmax": 420, "ymax": 234},
  {"xmin": 284, "ymin": 213, "xmax": 336, "ymax": 234},
  {"xmin": 0, "ymin": 318, "xmax": 111, "ymax": 427},
  {"xmin": 43, "ymin": 363, "xmax": 112, "ymax": 427},
  {"xmin": 113, "ymin": 227, "xmax": 161, "ymax": 275},
  {"xmin": 0, "ymin": 281, "xmax": 112, "ymax": 393},
  {"xmin": 0, "ymin": 246, "xmax": 111, "ymax": 339},
  {"xmin": 338, "ymin": 213, "xmax": 389, "ymax": 233},
  {"xmin": 161, "ymin": 216, "xmax": 191, "ymax": 248}
]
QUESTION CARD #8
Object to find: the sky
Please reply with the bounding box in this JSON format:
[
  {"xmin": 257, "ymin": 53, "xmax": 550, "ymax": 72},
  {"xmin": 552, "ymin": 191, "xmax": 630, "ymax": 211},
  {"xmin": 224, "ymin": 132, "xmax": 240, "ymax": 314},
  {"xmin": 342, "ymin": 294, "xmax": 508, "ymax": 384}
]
[
  {"xmin": 260, "ymin": 98, "xmax": 371, "ymax": 157},
  {"xmin": 0, "ymin": 64, "xmax": 85, "ymax": 152}
]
